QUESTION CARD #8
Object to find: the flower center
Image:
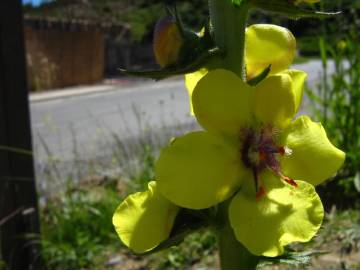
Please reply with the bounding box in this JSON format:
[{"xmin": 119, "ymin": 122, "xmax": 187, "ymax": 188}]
[{"xmin": 240, "ymin": 126, "xmax": 296, "ymax": 199}]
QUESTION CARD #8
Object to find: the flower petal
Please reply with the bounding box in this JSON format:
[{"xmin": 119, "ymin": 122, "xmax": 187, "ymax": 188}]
[
  {"xmin": 156, "ymin": 131, "xmax": 242, "ymax": 209},
  {"xmin": 246, "ymin": 24, "xmax": 296, "ymax": 80},
  {"xmin": 279, "ymin": 69, "xmax": 307, "ymax": 113},
  {"xmin": 253, "ymin": 73, "xmax": 296, "ymax": 128},
  {"xmin": 184, "ymin": 68, "xmax": 208, "ymax": 115},
  {"xmin": 192, "ymin": 69, "xmax": 253, "ymax": 136},
  {"xmin": 112, "ymin": 181, "xmax": 179, "ymax": 253},
  {"xmin": 229, "ymin": 175, "xmax": 324, "ymax": 257},
  {"xmin": 280, "ymin": 116, "xmax": 345, "ymax": 185}
]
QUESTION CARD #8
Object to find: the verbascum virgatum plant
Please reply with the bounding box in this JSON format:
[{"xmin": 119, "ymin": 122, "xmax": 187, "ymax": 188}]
[{"xmin": 113, "ymin": 1, "xmax": 344, "ymax": 269}]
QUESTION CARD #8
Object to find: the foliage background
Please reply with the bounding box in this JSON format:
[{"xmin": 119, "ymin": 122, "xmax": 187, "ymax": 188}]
[{"xmin": 23, "ymin": 0, "xmax": 360, "ymax": 47}]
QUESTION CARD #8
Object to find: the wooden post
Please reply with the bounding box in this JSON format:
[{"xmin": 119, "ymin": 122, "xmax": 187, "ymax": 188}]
[{"xmin": 0, "ymin": 1, "xmax": 41, "ymax": 269}]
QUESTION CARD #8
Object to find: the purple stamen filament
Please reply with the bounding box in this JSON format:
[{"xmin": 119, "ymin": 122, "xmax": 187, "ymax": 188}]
[{"xmin": 240, "ymin": 126, "xmax": 297, "ymax": 199}]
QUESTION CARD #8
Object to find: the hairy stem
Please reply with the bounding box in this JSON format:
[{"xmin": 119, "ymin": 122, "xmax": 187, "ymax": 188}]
[
  {"xmin": 217, "ymin": 201, "xmax": 259, "ymax": 270},
  {"xmin": 209, "ymin": 0, "xmax": 249, "ymax": 80}
]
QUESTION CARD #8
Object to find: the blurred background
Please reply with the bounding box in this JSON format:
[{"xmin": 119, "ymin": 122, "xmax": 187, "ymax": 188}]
[{"xmin": 0, "ymin": 0, "xmax": 359, "ymax": 269}]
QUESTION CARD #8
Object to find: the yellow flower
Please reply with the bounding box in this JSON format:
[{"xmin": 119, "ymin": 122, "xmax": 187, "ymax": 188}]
[
  {"xmin": 185, "ymin": 24, "xmax": 296, "ymax": 113},
  {"xmin": 156, "ymin": 69, "xmax": 345, "ymax": 256},
  {"xmin": 112, "ymin": 181, "xmax": 179, "ymax": 253}
]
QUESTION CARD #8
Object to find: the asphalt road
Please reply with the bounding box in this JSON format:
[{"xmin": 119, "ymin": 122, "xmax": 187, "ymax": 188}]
[
  {"xmin": 30, "ymin": 78, "xmax": 194, "ymax": 158},
  {"xmin": 29, "ymin": 60, "xmax": 333, "ymax": 186}
]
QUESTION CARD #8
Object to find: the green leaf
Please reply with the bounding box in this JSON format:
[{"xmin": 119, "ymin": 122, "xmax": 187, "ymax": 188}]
[
  {"xmin": 354, "ymin": 172, "xmax": 360, "ymax": 193},
  {"xmin": 0, "ymin": 145, "xmax": 33, "ymax": 156},
  {"xmin": 232, "ymin": 0, "xmax": 244, "ymax": 7},
  {"xmin": 258, "ymin": 250, "xmax": 328, "ymax": 268},
  {"xmin": 119, "ymin": 47, "xmax": 223, "ymax": 80},
  {"xmin": 251, "ymin": 0, "xmax": 341, "ymax": 19},
  {"xmin": 247, "ymin": 65, "xmax": 271, "ymax": 86},
  {"xmin": 319, "ymin": 37, "xmax": 328, "ymax": 66}
]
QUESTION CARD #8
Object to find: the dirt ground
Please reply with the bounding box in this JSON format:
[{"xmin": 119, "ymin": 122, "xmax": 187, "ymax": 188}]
[{"xmin": 110, "ymin": 249, "xmax": 360, "ymax": 270}]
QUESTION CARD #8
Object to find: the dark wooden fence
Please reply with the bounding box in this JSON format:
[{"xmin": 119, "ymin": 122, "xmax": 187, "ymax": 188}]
[
  {"xmin": 0, "ymin": 1, "xmax": 41, "ymax": 269},
  {"xmin": 25, "ymin": 25, "xmax": 105, "ymax": 91}
]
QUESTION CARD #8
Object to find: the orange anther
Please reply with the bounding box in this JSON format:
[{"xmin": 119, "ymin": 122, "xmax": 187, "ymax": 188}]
[
  {"xmin": 278, "ymin": 146, "xmax": 285, "ymax": 156},
  {"xmin": 259, "ymin": 152, "xmax": 266, "ymax": 161},
  {"xmin": 284, "ymin": 177, "xmax": 298, "ymax": 187},
  {"xmin": 256, "ymin": 186, "xmax": 266, "ymax": 200}
]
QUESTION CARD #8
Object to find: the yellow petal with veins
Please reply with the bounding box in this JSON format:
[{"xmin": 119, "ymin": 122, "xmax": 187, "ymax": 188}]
[
  {"xmin": 280, "ymin": 116, "xmax": 345, "ymax": 186},
  {"xmin": 192, "ymin": 69, "xmax": 253, "ymax": 136},
  {"xmin": 246, "ymin": 24, "xmax": 296, "ymax": 80},
  {"xmin": 279, "ymin": 69, "xmax": 307, "ymax": 114},
  {"xmin": 156, "ymin": 131, "xmax": 242, "ymax": 209},
  {"xmin": 253, "ymin": 73, "xmax": 296, "ymax": 129},
  {"xmin": 112, "ymin": 181, "xmax": 179, "ymax": 253},
  {"xmin": 229, "ymin": 175, "xmax": 324, "ymax": 257},
  {"xmin": 184, "ymin": 68, "xmax": 208, "ymax": 115}
]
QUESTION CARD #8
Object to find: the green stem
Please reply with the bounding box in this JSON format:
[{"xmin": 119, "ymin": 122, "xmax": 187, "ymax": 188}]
[
  {"xmin": 208, "ymin": 2, "xmax": 255, "ymax": 265},
  {"xmin": 217, "ymin": 202, "xmax": 259, "ymax": 270},
  {"xmin": 209, "ymin": 0, "xmax": 249, "ymax": 80}
]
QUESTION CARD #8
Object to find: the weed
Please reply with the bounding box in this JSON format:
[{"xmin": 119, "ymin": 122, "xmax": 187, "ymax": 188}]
[
  {"xmin": 305, "ymin": 0, "xmax": 360, "ymax": 207},
  {"xmin": 0, "ymin": 260, "xmax": 6, "ymax": 270},
  {"xmin": 40, "ymin": 182, "xmax": 122, "ymax": 270},
  {"xmin": 149, "ymin": 229, "xmax": 218, "ymax": 270}
]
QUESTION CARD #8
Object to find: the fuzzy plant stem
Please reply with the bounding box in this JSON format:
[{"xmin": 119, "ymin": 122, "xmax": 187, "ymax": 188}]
[
  {"xmin": 217, "ymin": 201, "xmax": 259, "ymax": 270},
  {"xmin": 209, "ymin": 0, "xmax": 249, "ymax": 80},
  {"xmin": 218, "ymin": 223, "xmax": 260, "ymax": 270},
  {"xmin": 209, "ymin": 1, "xmax": 259, "ymax": 268}
]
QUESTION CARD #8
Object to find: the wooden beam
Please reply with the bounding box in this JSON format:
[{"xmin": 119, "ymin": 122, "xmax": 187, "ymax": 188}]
[{"xmin": 0, "ymin": 1, "xmax": 41, "ymax": 269}]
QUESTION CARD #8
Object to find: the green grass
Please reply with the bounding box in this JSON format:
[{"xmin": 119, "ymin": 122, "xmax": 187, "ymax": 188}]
[
  {"xmin": 39, "ymin": 178, "xmax": 360, "ymax": 270},
  {"xmin": 40, "ymin": 181, "xmax": 123, "ymax": 270},
  {"xmin": 150, "ymin": 229, "xmax": 218, "ymax": 270}
]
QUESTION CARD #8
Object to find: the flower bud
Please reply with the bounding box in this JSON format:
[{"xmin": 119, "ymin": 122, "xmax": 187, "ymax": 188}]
[
  {"xmin": 153, "ymin": 16, "xmax": 184, "ymax": 68},
  {"xmin": 337, "ymin": 40, "xmax": 347, "ymax": 52}
]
